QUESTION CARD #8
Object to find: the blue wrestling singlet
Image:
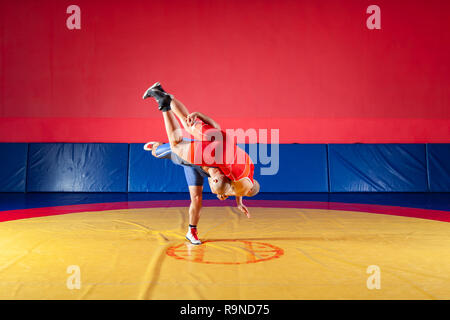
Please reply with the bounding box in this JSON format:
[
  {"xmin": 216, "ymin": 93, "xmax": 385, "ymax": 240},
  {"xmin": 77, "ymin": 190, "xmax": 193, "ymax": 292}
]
[{"xmin": 153, "ymin": 143, "xmax": 209, "ymax": 186}]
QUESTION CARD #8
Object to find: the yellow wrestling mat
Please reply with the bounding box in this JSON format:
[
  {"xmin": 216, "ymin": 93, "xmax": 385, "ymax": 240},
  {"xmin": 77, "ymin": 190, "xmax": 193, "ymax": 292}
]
[{"xmin": 0, "ymin": 206, "xmax": 449, "ymax": 299}]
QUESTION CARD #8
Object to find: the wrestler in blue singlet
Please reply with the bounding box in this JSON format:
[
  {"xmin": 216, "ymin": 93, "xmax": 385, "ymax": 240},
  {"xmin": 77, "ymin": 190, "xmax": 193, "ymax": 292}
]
[{"xmin": 153, "ymin": 142, "xmax": 210, "ymax": 186}]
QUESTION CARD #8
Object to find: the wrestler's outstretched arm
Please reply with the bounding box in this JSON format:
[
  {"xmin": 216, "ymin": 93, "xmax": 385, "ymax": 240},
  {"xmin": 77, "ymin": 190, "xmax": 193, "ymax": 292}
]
[
  {"xmin": 214, "ymin": 178, "xmax": 251, "ymax": 218},
  {"xmin": 236, "ymin": 196, "xmax": 250, "ymax": 218}
]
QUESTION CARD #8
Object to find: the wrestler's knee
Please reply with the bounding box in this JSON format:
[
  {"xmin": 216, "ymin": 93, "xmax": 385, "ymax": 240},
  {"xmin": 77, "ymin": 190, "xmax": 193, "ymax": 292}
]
[
  {"xmin": 191, "ymin": 194, "xmax": 202, "ymax": 209},
  {"xmin": 169, "ymin": 135, "xmax": 183, "ymax": 147}
]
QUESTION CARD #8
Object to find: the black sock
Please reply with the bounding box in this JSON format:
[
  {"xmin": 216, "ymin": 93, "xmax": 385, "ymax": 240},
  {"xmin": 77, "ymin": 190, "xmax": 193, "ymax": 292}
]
[{"xmin": 189, "ymin": 224, "xmax": 197, "ymax": 229}]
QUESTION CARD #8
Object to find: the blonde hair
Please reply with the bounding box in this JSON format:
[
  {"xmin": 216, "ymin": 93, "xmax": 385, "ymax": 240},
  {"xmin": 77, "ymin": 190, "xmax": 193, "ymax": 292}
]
[
  {"xmin": 208, "ymin": 175, "xmax": 230, "ymax": 194},
  {"xmin": 247, "ymin": 179, "xmax": 260, "ymax": 197}
]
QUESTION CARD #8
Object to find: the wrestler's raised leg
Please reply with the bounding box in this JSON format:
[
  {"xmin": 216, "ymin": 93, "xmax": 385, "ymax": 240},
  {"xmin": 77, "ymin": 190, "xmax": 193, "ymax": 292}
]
[
  {"xmin": 143, "ymin": 82, "xmax": 222, "ymax": 141},
  {"xmin": 169, "ymin": 96, "xmax": 220, "ymax": 141},
  {"xmin": 169, "ymin": 97, "xmax": 190, "ymax": 129},
  {"xmin": 162, "ymin": 110, "xmax": 183, "ymax": 147},
  {"xmin": 142, "ymin": 84, "xmax": 187, "ymax": 150},
  {"xmin": 143, "ymin": 83, "xmax": 230, "ymax": 192}
]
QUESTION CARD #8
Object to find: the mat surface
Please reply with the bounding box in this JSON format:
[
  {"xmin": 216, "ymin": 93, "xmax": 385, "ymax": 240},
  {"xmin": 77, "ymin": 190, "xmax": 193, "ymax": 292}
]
[{"xmin": 0, "ymin": 195, "xmax": 449, "ymax": 299}]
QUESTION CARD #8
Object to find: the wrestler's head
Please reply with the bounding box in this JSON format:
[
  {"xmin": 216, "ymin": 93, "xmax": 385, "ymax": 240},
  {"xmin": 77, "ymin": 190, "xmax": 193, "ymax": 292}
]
[
  {"xmin": 246, "ymin": 179, "xmax": 260, "ymax": 197},
  {"xmin": 207, "ymin": 169, "xmax": 231, "ymax": 195}
]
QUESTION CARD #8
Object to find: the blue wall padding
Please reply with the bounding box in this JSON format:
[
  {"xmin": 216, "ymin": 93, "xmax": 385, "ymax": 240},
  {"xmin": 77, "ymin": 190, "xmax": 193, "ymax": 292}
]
[
  {"xmin": 239, "ymin": 144, "xmax": 329, "ymax": 192},
  {"xmin": 427, "ymin": 144, "xmax": 450, "ymax": 192},
  {"xmin": 1, "ymin": 142, "xmax": 444, "ymax": 193},
  {"xmin": 0, "ymin": 143, "xmax": 28, "ymax": 192},
  {"xmin": 128, "ymin": 144, "xmax": 188, "ymax": 192},
  {"xmin": 328, "ymin": 144, "xmax": 428, "ymax": 192},
  {"xmin": 27, "ymin": 143, "xmax": 128, "ymax": 192}
]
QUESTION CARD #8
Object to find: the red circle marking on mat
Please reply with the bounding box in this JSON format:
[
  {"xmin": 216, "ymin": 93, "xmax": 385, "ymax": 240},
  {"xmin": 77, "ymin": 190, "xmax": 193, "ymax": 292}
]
[{"xmin": 166, "ymin": 240, "xmax": 284, "ymax": 265}]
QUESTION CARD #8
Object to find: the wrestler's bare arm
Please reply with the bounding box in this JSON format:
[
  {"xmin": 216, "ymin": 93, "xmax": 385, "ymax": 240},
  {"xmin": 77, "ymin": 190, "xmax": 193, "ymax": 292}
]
[
  {"xmin": 236, "ymin": 196, "xmax": 250, "ymax": 218},
  {"xmin": 187, "ymin": 112, "xmax": 221, "ymax": 130},
  {"xmin": 217, "ymin": 192, "xmax": 250, "ymax": 217},
  {"xmin": 197, "ymin": 112, "xmax": 221, "ymax": 130}
]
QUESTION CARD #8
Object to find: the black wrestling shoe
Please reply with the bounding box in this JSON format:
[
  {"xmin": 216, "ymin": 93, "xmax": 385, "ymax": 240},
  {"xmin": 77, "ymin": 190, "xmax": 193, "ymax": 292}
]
[
  {"xmin": 142, "ymin": 83, "xmax": 172, "ymax": 111},
  {"xmin": 152, "ymin": 82, "xmax": 167, "ymax": 94},
  {"xmin": 142, "ymin": 82, "xmax": 173, "ymax": 98}
]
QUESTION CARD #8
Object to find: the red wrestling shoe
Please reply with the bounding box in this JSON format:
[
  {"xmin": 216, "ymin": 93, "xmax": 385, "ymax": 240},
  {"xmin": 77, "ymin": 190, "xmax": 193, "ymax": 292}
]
[
  {"xmin": 186, "ymin": 227, "xmax": 202, "ymax": 245},
  {"xmin": 143, "ymin": 141, "xmax": 159, "ymax": 151}
]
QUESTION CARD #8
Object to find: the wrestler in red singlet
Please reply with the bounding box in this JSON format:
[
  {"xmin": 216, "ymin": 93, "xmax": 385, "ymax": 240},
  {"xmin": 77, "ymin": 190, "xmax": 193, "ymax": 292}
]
[{"xmin": 187, "ymin": 119, "xmax": 255, "ymax": 184}]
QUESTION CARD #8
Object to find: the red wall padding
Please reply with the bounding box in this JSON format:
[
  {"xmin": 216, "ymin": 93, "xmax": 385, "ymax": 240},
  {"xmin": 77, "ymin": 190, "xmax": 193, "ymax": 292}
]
[{"xmin": 0, "ymin": 0, "xmax": 449, "ymax": 143}]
